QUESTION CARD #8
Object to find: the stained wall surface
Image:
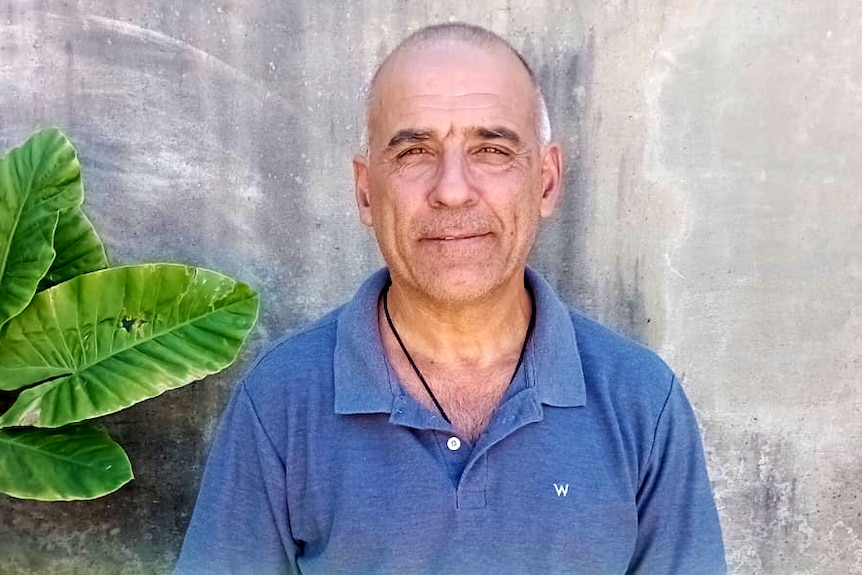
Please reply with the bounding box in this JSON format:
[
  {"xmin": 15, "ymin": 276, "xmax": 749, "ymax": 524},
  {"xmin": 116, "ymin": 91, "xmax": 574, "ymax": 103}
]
[{"xmin": 1, "ymin": 1, "xmax": 860, "ymax": 573}]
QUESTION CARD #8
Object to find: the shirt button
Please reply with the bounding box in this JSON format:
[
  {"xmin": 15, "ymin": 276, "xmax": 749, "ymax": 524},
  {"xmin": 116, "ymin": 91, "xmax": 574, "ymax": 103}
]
[{"xmin": 447, "ymin": 437, "xmax": 461, "ymax": 451}]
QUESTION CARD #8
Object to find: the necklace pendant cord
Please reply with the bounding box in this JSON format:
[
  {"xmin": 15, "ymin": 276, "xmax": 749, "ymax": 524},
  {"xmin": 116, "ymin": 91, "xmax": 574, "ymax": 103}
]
[
  {"xmin": 381, "ymin": 280, "xmax": 536, "ymax": 428},
  {"xmin": 383, "ymin": 282, "xmax": 451, "ymax": 423}
]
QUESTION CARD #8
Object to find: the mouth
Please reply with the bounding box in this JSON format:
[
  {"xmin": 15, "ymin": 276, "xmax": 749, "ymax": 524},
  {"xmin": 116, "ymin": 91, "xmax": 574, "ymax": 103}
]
[{"xmin": 428, "ymin": 232, "xmax": 489, "ymax": 241}]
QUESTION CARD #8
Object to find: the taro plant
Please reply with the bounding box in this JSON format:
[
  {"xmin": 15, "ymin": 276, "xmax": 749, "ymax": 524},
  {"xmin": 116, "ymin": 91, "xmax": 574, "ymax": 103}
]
[{"xmin": 0, "ymin": 128, "xmax": 259, "ymax": 501}]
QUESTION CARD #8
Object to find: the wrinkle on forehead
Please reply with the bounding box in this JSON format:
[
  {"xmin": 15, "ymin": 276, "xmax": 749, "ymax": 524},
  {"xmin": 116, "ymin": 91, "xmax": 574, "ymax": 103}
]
[
  {"xmin": 396, "ymin": 92, "xmax": 506, "ymax": 111},
  {"xmin": 367, "ymin": 42, "xmax": 537, "ymax": 150},
  {"xmin": 372, "ymin": 93, "xmax": 528, "ymax": 151}
]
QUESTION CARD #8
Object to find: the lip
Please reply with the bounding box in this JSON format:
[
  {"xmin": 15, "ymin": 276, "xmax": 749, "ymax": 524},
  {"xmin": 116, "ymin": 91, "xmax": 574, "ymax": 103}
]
[{"xmin": 423, "ymin": 232, "xmax": 490, "ymax": 241}]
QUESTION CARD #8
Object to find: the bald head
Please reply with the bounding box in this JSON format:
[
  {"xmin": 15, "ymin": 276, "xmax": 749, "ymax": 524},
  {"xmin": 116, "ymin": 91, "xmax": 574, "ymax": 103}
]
[{"xmin": 364, "ymin": 23, "xmax": 551, "ymax": 151}]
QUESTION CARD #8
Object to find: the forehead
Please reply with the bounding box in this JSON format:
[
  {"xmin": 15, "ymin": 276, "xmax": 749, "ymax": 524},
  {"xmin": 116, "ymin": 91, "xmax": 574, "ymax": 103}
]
[{"xmin": 369, "ymin": 41, "xmax": 536, "ymax": 144}]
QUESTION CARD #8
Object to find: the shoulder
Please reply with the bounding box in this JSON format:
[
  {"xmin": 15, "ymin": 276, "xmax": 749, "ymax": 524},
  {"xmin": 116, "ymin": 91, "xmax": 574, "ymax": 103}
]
[
  {"xmin": 528, "ymin": 267, "xmax": 674, "ymax": 408},
  {"xmin": 249, "ymin": 308, "xmax": 341, "ymax": 378},
  {"xmin": 237, "ymin": 306, "xmax": 344, "ymax": 413},
  {"xmin": 569, "ymin": 309, "xmax": 676, "ymax": 416},
  {"xmin": 566, "ymin": 311, "xmax": 701, "ymax": 487},
  {"xmin": 570, "ymin": 311, "xmax": 672, "ymax": 378}
]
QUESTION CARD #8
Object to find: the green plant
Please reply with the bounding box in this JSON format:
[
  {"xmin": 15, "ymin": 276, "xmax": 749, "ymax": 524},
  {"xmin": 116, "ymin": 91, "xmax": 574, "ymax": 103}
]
[{"xmin": 0, "ymin": 128, "xmax": 259, "ymax": 501}]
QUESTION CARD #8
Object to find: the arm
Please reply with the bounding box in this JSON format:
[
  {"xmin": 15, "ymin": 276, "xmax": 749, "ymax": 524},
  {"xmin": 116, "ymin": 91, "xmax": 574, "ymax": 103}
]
[
  {"xmin": 173, "ymin": 382, "xmax": 298, "ymax": 575},
  {"xmin": 626, "ymin": 376, "xmax": 727, "ymax": 575}
]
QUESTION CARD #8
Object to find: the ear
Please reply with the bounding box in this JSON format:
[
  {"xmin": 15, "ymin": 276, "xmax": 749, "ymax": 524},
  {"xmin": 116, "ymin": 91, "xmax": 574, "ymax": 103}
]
[
  {"xmin": 353, "ymin": 155, "xmax": 374, "ymax": 227},
  {"xmin": 538, "ymin": 143, "xmax": 563, "ymax": 218}
]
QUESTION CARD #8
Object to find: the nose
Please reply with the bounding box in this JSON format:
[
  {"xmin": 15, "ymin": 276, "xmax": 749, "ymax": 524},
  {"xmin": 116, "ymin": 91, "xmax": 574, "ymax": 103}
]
[{"xmin": 428, "ymin": 147, "xmax": 478, "ymax": 208}]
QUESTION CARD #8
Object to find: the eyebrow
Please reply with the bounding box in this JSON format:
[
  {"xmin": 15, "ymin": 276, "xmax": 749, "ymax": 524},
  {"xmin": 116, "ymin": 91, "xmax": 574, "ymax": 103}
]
[
  {"xmin": 386, "ymin": 129, "xmax": 432, "ymax": 149},
  {"xmin": 472, "ymin": 126, "xmax": 522, "ymax": 145},
  {"xmin": 384, "ymin": 125, "xmax": 524, "ymax": 150}
]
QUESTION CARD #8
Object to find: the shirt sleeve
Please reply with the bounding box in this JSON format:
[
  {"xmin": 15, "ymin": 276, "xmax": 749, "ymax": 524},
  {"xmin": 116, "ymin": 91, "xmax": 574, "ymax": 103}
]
[
  {"xmin": 173, "ymin": 382, "xmax": 298, "ymax": 575},
  {"xmin": 626, "ymin": 376, "xmax": 727, "ymax": 575}
]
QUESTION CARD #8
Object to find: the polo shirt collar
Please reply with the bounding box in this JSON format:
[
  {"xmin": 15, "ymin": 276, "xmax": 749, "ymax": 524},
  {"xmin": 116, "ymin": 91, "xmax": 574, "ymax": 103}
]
[
  {"xmin": 333, "ymin": 268, "xmax": 586, "ymax": 416},
  {"xmin": 333, "ymin": 269, "xmax": 394, "ymax": 415},
  {"xmin": 524, "ymin": 267, "xmax": 586, "ymax": 408}
]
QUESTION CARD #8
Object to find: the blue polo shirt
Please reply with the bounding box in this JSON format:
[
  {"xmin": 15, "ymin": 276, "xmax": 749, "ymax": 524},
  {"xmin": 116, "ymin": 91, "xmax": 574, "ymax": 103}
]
[{"xmin": 175, "ymin": 268, "xmax": 726, "ymax": 574}]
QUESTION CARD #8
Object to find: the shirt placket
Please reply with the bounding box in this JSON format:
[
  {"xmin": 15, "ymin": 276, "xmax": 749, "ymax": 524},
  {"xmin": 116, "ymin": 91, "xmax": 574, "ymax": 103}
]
[
  {"xmin": 387, "ymin": 369, "xmax": 545, "ymax": 511},
  {"xmin": 454, "ymin": 387, "xmax": 545, "ymax": 510},
  {"xmin": 435, "ymin": 431, "xmax": 472, "ymax": 486}
]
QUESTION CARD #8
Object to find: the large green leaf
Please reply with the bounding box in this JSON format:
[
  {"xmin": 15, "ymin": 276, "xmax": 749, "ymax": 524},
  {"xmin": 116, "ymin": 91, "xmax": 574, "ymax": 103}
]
[
  {"xmin": 0, "ymin": 424, "xmax": 132, "ymax": 501},
  {"xmin": 0, "ymin": 264, "xmax": 259, "ymax": 428},
  {"xmin": 0, "ymin": 128, "xmax": 83, "ymax": 329},
  {"xmin": 38, "ymin": 207, "xmax": 108, "ymax": 291}
]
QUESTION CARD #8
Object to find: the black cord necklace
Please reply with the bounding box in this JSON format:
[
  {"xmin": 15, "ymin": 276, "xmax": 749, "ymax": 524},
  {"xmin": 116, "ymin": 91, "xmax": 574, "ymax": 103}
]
[{"xmin": 381, "ymin": 281, "xmax": 536, "ymax": 426}]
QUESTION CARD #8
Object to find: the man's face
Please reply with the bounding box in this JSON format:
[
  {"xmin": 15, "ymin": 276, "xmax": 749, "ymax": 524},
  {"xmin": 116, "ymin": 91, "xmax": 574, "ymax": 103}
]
[{"xmin": 354, "ymin": 41, "xmax": 561, "ymax": 304}]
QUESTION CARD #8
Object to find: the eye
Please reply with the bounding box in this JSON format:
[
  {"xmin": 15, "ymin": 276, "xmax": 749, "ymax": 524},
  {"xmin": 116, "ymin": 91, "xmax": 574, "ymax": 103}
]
[
  {"xmin": 397, "ymin": 147, "xmax": 429, "ymax": 158},
  {"xmin": 475, "ymin": 145, "xmax": 513, "ymax": 158},
  {"xmin": 474, "ymin": 146, "xmax": 512, "ymax": 165}
]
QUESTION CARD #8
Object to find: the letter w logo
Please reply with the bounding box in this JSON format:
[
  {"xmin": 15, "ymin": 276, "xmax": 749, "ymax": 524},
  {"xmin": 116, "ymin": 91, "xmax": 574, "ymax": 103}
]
[{"xmin": 554, "ymin": 483, "xmax": 569, "ymax": 497}]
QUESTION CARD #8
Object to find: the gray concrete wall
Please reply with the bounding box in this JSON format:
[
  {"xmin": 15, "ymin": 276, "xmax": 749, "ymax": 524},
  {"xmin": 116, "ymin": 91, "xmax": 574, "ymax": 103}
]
[{"xmin": 1, "ymin": 1, "xmax": 860, "ymax": 573}]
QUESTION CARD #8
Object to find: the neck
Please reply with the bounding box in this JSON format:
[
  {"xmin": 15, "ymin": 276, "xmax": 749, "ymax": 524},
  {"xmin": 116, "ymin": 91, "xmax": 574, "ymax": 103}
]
[{"xmin": 383, "ymin": 271, "xmax": 532, "ymax": 367}]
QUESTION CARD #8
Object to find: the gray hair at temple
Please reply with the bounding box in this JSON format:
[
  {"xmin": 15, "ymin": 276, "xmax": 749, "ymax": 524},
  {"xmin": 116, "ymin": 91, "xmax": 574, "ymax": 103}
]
[{"xmin": 362, "ymin": 22, "xmax": 552, "ymax": 152}]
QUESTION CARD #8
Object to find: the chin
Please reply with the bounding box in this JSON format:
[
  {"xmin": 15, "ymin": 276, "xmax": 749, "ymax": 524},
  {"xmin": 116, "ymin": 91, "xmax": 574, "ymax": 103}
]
[{"xmin": 406, "ymin": 265, "xmax": 511, "ymax": 305}]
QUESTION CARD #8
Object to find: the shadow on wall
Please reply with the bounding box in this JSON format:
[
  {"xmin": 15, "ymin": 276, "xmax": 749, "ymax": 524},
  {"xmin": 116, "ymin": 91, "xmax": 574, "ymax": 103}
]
[{"xmin": 530, "ymin": 31, "xmax": 651, "ymax": 346}]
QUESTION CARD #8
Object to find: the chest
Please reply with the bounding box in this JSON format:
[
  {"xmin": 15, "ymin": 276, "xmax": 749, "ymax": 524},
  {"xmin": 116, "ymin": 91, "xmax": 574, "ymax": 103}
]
[
  {"xmin": 392, "ymin": 358, "xmax": 515, "ymax": 440},
  {"xmin": 284, "ymin": 404, "xmax": 640, "ymax": 575},
  {"xmin": 377, "ymin": 301, "xmax": 528, "ymax": 440}
]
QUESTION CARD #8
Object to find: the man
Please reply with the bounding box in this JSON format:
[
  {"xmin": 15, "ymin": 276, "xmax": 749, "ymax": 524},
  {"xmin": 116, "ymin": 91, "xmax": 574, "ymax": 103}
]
[{"xmin": 175, "ymin": 23, "xmax": 726, "ymax": 574}]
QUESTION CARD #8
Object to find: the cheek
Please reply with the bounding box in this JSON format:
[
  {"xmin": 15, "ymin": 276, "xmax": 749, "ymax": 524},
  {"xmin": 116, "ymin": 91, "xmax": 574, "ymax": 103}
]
[
  {"xmin": 474, "ymin": 170, "xmax": 537, "ymax": 213},
  {"xmin": 395, "ymin": 156, "xmax": 439, "ymax": 179},
  {"xmin": 369, "ymin": 164, "xmax": 434, "ymax": 208},
  {"xmin": 393, "ymin": 169, "xmax": 438, "ymax": 201},
  {"xmin": 367, "ymin": 184, "xmax": 416, "ymax": 244},
  {"xmin": 469, "ymin": 156, "xmax": 534, "ymax": 184}
]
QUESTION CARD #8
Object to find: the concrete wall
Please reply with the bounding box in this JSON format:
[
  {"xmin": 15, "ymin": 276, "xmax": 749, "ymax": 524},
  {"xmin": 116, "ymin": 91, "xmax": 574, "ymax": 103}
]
[{"xmin": 1, "ymin": 1, "xmax": 860, "ymax": 573}]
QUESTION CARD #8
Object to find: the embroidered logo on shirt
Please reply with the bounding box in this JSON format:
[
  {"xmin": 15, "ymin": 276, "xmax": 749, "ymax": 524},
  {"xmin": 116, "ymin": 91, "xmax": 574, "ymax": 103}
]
[{"xmin": 554, "ymin": 483, "xmax": 569, "ymax": 497}]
